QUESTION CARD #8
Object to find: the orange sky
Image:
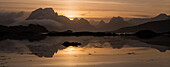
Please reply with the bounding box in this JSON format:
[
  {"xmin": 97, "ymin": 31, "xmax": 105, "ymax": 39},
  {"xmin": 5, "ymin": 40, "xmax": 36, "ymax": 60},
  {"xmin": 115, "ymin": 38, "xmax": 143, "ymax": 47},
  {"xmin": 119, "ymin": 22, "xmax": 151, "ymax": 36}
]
[{"xmin": 0, "ymin": 0, "xmax": 170, "ymax": 19}]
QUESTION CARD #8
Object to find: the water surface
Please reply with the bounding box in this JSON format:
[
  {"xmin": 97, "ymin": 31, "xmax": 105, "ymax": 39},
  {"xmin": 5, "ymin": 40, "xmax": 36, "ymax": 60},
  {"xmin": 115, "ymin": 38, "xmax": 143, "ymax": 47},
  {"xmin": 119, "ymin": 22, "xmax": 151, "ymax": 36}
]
[{"xmin": 0, "ymin": 36, "xmax": 170, "ymax": 67}]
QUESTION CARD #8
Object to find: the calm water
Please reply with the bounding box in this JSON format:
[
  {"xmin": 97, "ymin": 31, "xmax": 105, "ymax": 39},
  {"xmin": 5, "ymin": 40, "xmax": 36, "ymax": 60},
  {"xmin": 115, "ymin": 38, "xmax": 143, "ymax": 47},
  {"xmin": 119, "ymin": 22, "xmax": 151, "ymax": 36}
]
[{"xmin": 0, "ymin": 36, "xmax": 170, "ymax": 67}]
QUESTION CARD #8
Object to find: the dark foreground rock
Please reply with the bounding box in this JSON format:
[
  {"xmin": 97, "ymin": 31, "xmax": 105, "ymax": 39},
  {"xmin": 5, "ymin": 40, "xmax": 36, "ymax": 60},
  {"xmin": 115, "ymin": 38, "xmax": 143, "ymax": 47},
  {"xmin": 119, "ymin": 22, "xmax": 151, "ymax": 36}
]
[{"xmin": 0, "ymin": 24, "xmax": 48, "ymax": 42}]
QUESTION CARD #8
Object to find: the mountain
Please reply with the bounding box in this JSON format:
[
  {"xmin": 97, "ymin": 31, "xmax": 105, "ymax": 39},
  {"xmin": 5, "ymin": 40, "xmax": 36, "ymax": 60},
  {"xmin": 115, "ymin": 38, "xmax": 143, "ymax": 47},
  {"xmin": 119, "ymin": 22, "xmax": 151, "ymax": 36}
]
[
  {"xmin": 70, "ymin": 18, "xmax": 95, "ymax": 31},
  {"xmin": 96, "ymin": 20, "xmax": 106, "ymax": 28},
  {"xmin": 115, "ymin": 19, "xmax": 170, "ymax": 33},
  {"xmin": 72, "ymin": 18, "xmax": 79, "ymax": 22},
  {"xmin": 26, "ymin": 8, "xmax": 96, "ymax": 31},
  {"xmin": 109, "ymin": 16, "xmax": 125, "ymax": 23},
  {"xmin": 26, "ymin": 8, "xmax": 72, "ymax": 24},
  {"xmin": 26, "ymin": 8, "xmax": 58, "ymax": 20},
  {"xmin": 97, "ymin": 16, "xmax": 131, "ymax": 31},
  {"xmin": 128, "ymin": 13, "xmax": 170, "ymax": 26}
]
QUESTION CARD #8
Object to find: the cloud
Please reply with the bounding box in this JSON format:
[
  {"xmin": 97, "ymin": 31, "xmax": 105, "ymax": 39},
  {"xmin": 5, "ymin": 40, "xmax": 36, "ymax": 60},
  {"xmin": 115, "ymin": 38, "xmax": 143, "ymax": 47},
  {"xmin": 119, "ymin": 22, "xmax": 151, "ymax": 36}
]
[
  {"xmin": 0, "ymin": 12, "xmax": 25, "ymax": 26},
  {"xmin": 0, "ymin": 12, "xmax": 64, "ymax": 31},
  {"xmin": 10, "ymin": 19, "xmax": 64, "ymax": 31}
]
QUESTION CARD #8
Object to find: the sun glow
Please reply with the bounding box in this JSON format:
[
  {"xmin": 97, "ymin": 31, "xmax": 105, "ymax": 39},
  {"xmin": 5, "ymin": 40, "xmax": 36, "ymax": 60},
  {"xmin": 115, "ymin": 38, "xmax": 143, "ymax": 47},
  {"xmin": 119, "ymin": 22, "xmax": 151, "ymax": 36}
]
[
  {"xmin": 67, "ymin": 15, "xmax": 75, "ymax": 20},
  {"xmin": 61, "ymin": 11, "xmax": 79, "ymax": 20},
  {"xmin": 63, "ymin": 46, "xmax": 82, "ymax": 54},
  {"xmin": 64, "ymin": 46, "xmax": 76, "ymax": 51},
  {"xmin": 68, "ymin": 15, "xmax": 74, "ymax": 18}
]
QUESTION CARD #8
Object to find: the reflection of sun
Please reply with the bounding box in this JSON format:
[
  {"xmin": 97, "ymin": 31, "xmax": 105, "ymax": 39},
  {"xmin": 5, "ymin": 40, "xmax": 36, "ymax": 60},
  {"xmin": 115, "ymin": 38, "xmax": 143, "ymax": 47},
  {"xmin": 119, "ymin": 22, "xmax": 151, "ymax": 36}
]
[
  {"xmin": 63, "ymin": 46, "xmax": 82, "ymax": 54},
  {"xmin": 64, "ymin": 46, "xmax": 76, "ymax": 51}
]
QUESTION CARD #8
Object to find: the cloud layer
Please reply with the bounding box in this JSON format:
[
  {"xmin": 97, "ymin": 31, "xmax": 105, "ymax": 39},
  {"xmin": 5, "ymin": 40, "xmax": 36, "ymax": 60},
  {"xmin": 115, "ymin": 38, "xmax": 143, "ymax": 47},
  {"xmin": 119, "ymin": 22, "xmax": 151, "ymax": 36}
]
[
  {"xmin": 11, "ymin": 19, "xmax": 64, "ymax": 31},
  {"xmin": 0, "ymin": 12, "xmax": 24, "ymax": 26}
]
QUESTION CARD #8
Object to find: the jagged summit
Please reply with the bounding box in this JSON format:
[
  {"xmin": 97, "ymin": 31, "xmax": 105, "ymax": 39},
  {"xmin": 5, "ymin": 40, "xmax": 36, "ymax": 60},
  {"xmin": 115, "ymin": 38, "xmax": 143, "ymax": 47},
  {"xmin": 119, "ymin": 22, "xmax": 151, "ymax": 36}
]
[
  {"xmin": 153, "ymin": 13, "xmax": 169, "ymax": 19},
  {"xmin": 26, "ymin": 8, "xmax": 58, "ymax": 20},
  {"xmin": 73, "ymin": 18, "xmax": 79, "ymax": 22},
  {"xmin": 97, "ymin": 20, "xmax": 106, "ymax": 27},
  {"xmin": 79, "ymin": 18, "xmax": 89, "ymax": 23},
  {"xmin": 72, "ymin": 18, "xmax": 89, "ymax": 23},
  {"xmin": 98, "ymin": 20, "xmax": 105, "ymax": 25},
  {"xmin": 157, "ymin": 13, "xmax": 168, "ymax": 17},
  {"xmin": 109, "ymin": 16, "xmax": 125, "ymax": 23}
]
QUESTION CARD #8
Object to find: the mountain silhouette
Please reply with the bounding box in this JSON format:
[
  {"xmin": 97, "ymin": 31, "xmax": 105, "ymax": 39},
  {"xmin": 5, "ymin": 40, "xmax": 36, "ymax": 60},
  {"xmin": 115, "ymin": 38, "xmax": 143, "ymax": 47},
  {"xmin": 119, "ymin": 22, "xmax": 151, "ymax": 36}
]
[
  {"xmin": 128, "ymin": 13, "xmax": 170, "ymax": 26},
  {"xmin": 96, "ymin": 20, "xmax": 106, "ymax": 28},
  {"xmin": 115, "ymin": 19, "xmax": 170, "ymax": 33},
  {"xmin": 97, "ymin": 16, "xmax": 131, "ymax": 31},
  {"xmin": 26, "ymin": 8, "xmax": 58, "ymax": 20},
  {"xmin": 109, "ymin": 16, "xmax": 125, "ymax": 23},
  {"xmin": 26, "ymin": 8, "xmax": 96, "ymax": 31},
  {"xmin": 25, "ymin": 8, "xmax": 170, "ymax": 32},
  {"xmin": 26, "ymin": 8, "xmax": 72, "ymax": 24},
  {"xmin": 68, "ymin": 18, "xmax": 95, "ymax": 31}
]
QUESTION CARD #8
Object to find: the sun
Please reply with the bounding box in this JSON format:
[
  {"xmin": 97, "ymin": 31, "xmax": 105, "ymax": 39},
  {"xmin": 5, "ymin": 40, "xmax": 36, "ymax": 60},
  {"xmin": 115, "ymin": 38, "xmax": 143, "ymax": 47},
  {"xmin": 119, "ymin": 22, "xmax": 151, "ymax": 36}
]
[
  {"xmin": 68, "ymin": 15, "xmax": 74, "ymax": 18},
  {"xmin": 62, "ymin": 11, "xmax": 79, "ymax": 20},
  {"xmin": 67, "ymin": 15, "xmax": 75, "ymax": 20}
]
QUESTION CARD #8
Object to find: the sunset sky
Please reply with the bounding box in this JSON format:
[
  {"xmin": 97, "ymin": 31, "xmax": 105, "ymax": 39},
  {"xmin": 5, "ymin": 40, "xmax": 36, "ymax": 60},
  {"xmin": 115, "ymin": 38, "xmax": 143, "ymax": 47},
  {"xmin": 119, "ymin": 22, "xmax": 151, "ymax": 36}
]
[{"xmin": 0, "ymin": 0, "xmax": 170, "ymax": 19}]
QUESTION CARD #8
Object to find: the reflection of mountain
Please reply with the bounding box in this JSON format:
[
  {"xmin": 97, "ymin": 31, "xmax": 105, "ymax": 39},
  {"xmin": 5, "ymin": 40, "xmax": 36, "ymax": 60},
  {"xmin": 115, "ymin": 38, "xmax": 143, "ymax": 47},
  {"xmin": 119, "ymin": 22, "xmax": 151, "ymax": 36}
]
[
  {"xmin": 123, "ymin": 36, "xmax": 170, "ymax": 52},
  {"xmin": 0, "ymin": 36, "xmax": 170, "ymax": 58},
  {"xmin": 124, "ymin": 36, "xmax": 170, "ymax": 47},
  {"xmin": 0, "ymin": 40, "xmax": 29, "ymax": 53},
  {"xmin": 27, "ymin": 44, "xmax": 59, "ymax": 57},
  {"xmin": 0, "ymin": 34, "xmax": 46, "ymax": 42},
  {"xmin": 115, "ymin": 19, "xmax": 170, "ymax": 33},
  {"xmin": 127, "ymin": 13, "xmax": 170, "ymax": 26}
]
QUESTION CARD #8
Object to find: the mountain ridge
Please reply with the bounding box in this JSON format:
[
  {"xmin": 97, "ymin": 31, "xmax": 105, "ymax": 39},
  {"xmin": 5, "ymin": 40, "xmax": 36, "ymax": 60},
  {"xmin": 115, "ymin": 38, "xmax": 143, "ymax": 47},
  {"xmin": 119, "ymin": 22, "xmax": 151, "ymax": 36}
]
[{"xmin": 114, "ymin": 19, "xmax": 170, "ymax": 33}]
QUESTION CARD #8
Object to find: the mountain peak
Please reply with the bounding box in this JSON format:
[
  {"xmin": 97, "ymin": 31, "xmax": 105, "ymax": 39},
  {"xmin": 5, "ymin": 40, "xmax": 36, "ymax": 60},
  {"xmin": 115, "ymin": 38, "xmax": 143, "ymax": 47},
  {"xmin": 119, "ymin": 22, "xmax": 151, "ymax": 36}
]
[
  {"xmin": 99, "ymin": 20, "xmax": 105, "ymax": 24},
  {"xmin": 26, "ymin": 8, "xmax": 58, "ymax": 20},
  {"xmin": 151, "ymin": 13, "xmax": 169, "ymax": 21},
  {"xmin": 73, "ymin": 18, "xmax": 79, "ymax": 22},
  {"xmin": 109, "ymin": 16, "xmax": 125, "ymax": 23},
  {"xmin": 98, "ymin": 20, "xmax": 106, "ymax": 25},
  {"xmin": 79, "ymin": 18, "xmax": 89, "ymax": 23},
  {"xmin": 156, "ymin": 13, "xmax": 168, "ymax": 17}
]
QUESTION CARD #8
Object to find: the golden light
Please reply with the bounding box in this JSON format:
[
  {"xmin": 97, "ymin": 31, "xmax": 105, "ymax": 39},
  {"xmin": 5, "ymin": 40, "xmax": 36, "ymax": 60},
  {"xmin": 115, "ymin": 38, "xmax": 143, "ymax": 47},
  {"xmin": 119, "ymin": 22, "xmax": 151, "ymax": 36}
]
[
  {"xmin": 64, "ymin": 46, "xmax": 77, "ymax": 54},
  {"xmin": 64, "ymin": 46, "xmax": 76, "ymax": 51},
  {"xmin": 63, "ymin": 46, "xmax": 82, "ymax": 54},
  {"xmin": 67, "ymin": 15, "xmax": 75, "ymax": 20},
  {"xmin": 68, "ymin": 15, "xmax": 74, "ymax": 18},
  {"xmin": 58, "ymin": 10, "xmax": 86, "ymax": 20}
]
